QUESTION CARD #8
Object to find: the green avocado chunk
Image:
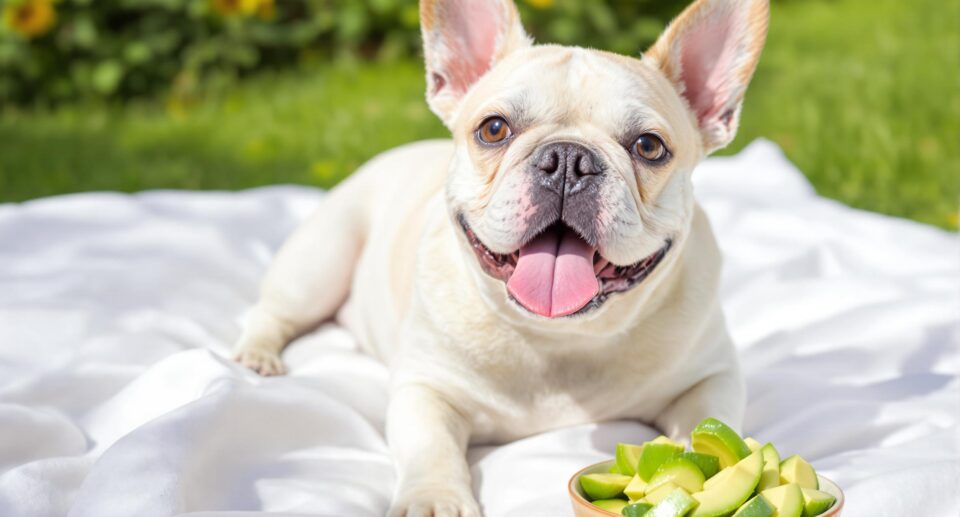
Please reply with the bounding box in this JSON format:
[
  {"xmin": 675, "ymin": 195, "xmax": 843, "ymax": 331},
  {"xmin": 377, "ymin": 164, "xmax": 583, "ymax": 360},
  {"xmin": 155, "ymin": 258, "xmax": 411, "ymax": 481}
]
[
  {"xmin": 702, "ymin": 466, "xmax": 732, "ymax": 491},
  {"xmin": 617, "ymin": 443, "xmax": 645, "ymax": 476},
  {"xmin": 592, "ymin": 498, "xmax": 629, "ymax": 513},
  {"xmin": 691, "ymin": 418, "xmax": 752, "ymax": 469},
  {"xmin": 690, "ymin": 449, "xmax": 764, "ymax": 517},
  {"xmin": 761, "ymin": 483, "xmax": 804, "ymax": 517},
  {"xmin": 801, "ymin": 488, "xmax": 836, "ymax": 517},
  {"xmin": 780, "ymin": 455, "xmax": 819, "ymax": 490},
  {"xmin": 732, "ymin": 495, "xmax": 775, "ymax": 517},
  {"xmin": 647, "ymin": 457, "xmax": 706, "ymax": 494},
  {"xmin": 643, "ymin": 487, "xmax": 699, "ymax": 517},
  {"xmin": 679, "ymin": 452, "xmax": 720, "ymax": 479},
  {"xmin": 645, "ymin": 482, "xmax": 679, "ymax": 505},
  {"xmin": 757, "ymin": 443, "xmax": 781, "ymax": 492},
  {"xmin": 651, "ymin": 435, "xmax": 685, "ymax": 447},
  {"xmin": 580, "ymin": 473, "xmax": 633, "ymax": 500},
  {"xmin": 638, "ymin": 441, "xmax": 686, "ymax": 481},
  {"xmin": 622, "ymin": 501, "xmax": 654, "ymax": 517},
  {"xmin": 624, "ymin": 474, "xmax": 647, "ymax": 501}
]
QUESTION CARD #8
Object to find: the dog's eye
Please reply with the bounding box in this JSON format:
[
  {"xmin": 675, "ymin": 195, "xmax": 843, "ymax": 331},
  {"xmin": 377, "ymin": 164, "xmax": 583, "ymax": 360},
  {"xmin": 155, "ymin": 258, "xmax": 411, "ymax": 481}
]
[
  {"xmin": 634, "ymin": 134, "xmax": 667, "ymax": 162},
  {"xmin": 477, "ymin": 117, "xmax": 512, "ymax": 145}
]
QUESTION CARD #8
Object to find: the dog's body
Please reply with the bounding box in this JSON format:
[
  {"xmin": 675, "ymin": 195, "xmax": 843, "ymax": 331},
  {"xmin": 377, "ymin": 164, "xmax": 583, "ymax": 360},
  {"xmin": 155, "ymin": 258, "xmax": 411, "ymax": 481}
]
[
  {"xmin": 233, "ymin": 1, "xmax": 768, "ymax": 515},
  {"xmin": 290, "ymin": 138, "xmax": 738, "ymax": 442}
]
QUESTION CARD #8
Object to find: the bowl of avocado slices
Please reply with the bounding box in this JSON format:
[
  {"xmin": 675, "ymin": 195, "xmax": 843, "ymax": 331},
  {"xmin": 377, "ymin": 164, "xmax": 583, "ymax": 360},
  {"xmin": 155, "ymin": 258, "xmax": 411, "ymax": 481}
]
[{"xmin": 568, "ymin": 418, "xmax": 844, "ymax": 517}]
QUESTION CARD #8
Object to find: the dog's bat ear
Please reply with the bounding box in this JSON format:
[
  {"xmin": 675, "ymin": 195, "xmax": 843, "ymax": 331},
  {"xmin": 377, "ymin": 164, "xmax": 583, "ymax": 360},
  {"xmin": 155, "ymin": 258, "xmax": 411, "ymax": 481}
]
[
  {"xmin": 646, "ymin": 0, "xmax": 769, "ymax": 154},
  {"xmin": 420, "ymin": 0, "xmax": 531, "ymax": 127}
]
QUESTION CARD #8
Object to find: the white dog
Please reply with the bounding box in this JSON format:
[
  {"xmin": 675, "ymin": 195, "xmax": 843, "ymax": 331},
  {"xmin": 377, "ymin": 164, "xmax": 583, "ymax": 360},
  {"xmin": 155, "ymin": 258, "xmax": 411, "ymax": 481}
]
[{"xmin": 233, "ymin": 0, "xmax": 768, "ymax": 515}]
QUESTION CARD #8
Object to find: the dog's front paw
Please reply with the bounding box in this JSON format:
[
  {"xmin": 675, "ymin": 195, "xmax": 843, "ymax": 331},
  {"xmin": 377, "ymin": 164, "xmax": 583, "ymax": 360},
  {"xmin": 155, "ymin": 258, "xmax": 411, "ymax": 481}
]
[
  {"xmin": 233, "ymin": 346, "xmax": 286, "ymax": 376},
  {"xmin": 389, "ymin": 484, "xmax": 481, "ymax": 517}
]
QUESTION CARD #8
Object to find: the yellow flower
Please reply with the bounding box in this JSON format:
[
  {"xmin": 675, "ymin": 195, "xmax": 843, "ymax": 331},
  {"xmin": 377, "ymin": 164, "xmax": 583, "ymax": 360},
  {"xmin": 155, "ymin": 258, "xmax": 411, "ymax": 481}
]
[
  {"xmin": 525, "ymin": 0, "xmax": 555, "ymax": 9},
  {"xmin": 256, "ymin": 0, "xmax": 275, "ymax": 20},
  {"xmin": 210, "ymin": 0, "xmax": 260, "ymax": 17},
  {"xmin": 3, "ymin": 0, "xmax": 57, "ymax": 39}
]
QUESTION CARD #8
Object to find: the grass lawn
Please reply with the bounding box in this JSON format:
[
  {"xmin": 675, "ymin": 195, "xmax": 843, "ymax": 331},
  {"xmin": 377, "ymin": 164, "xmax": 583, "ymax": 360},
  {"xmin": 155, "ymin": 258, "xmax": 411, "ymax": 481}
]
[{"xmin": 0, "ymin": 0, "xmax": 956, "ymax": 229}]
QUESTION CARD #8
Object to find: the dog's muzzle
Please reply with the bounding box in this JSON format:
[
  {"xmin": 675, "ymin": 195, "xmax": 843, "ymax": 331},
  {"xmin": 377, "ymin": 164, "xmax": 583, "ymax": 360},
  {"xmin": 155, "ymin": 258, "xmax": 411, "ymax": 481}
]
[
  {"xmin": 519, "ymin": 141, "xmax": 605, "ymax": 247},
  {"xmin": 458, "ymin": 141, "xmax": 672, "ymax": 319}
]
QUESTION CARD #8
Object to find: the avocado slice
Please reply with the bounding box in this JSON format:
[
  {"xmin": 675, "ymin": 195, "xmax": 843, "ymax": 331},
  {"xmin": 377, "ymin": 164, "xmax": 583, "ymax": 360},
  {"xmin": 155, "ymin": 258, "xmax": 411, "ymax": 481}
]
[
  {"xmin": 643, "ymin": 487, "xmax": 699, "ymax": 517},
  {"xmin": 644, "ymin": 481, "xmax": 679, "ymax": 505},
  {"xmin": 680, "ymin": 452, "xmax": 720, "ymax": 479},
  {"xmin": 591, "ymin": 498, "xmax": 628, "ymax": 513},
  {"xmin": 801, "ymin": 488, "xmax": 836, "ymax": 517},
  {"xmin": 757, "ymin": 443, "xmax": 781, "ymax": 492},
  {"xmin": 691, "ymin": 418, "xmax": 752, "ymax": 469},
  {"xmin": 624, "ymin": 474, "xmax": 648, "ymax": 501},
  {"xmin": 761, "ymin": 483, "xmax": 804, "ymax": 517},
  {"xmin": 647, "ymin": 457, "xmax": 706, "ymax": 493},
  {"xmin": 651, "ymin": 435, "xmax": 685, "ymax": 447},
  {"xmin": 732, "ymin": 495, "xmax": 774, "ymax": 517},
  {"xmin": 690, "ymin": 449, "xmax": 764, "ymax": 517},
  {"xmin": 579, "ymin": 473, "xmax": 632, "ymax": 500},
  {"xmin": 702, "ymin": 466, "xmax": 732, "ymax": 491},
  {"xmin": 744, "ymin": 437, "xmax": 764, "ymax": 453},
  {"xmin": 780, "ymin": 455, "xmax": 818, "ymax": 490},
  {"xmin": 617, "ymin": 443, "xmax": 645, "ymax": 476},
  {"xmin": 623, "ymin": 501, "xmax": 654, "ymax": 517},
  {"xmin": 638, "ymin": 441, "xmax": 685, "ymax": 480}
]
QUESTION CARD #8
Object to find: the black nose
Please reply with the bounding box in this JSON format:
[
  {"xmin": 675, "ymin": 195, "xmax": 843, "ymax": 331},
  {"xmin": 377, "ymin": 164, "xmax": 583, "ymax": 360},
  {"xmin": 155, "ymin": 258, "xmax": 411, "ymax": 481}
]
[
  {"xmin": 519, "ymin": 141, "xmax": 606, "ymax": 247},
  {"xmin": 534, "ymin": 142, "xmax": 602, "ymax": 177}
]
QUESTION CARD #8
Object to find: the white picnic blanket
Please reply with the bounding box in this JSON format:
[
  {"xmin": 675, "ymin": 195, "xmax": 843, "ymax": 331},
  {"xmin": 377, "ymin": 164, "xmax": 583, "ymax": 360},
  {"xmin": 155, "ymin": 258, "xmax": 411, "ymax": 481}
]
[{"xmin": 0, "ymin": 140, "xmax": 957, "ymax": 517}]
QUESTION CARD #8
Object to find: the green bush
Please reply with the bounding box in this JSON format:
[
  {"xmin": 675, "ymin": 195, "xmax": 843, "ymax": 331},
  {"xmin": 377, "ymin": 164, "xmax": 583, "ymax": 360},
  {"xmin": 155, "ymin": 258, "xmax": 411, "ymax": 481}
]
[{"xmin": 0, "ymin": 0, "xmax": 687, "ymax": 106}]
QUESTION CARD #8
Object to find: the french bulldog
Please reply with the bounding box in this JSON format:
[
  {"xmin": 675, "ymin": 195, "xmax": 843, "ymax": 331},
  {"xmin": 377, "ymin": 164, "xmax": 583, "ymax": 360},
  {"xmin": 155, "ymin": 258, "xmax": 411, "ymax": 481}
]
[{"xmin": 232, "ymin": 0, "xmax": 769, "ymax": 515}]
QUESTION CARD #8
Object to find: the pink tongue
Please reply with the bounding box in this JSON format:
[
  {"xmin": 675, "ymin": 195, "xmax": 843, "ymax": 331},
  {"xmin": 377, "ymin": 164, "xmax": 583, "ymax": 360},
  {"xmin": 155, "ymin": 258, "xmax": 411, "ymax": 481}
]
[{"xmin": 507, "ymin": 229, "xmax": 599, "ymax": 317}]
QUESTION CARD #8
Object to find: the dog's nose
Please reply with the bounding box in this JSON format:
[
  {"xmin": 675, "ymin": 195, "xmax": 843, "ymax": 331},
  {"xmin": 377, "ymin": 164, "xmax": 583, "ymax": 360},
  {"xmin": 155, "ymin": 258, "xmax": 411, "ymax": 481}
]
[
  {"xmin": 519, "ymin": 141, "xmax": 606, "ymax": 246},
  {"xmin": 534, "ymin": 142, "xmax": 601, "ymax": 177}
]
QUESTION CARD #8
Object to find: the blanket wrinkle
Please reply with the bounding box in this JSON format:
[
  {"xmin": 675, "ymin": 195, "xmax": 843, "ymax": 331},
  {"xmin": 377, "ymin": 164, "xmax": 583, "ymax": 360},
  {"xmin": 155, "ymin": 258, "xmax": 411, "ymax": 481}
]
[{"xmin": 0, "ymin": 139, "xmax": 956, "ymax": 516}]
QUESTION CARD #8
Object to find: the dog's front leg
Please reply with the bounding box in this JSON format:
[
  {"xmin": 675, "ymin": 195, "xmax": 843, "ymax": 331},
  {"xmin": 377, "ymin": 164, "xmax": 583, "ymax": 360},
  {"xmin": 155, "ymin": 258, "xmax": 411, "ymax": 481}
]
[
  {"xmin": 654, "ymin": 367, "xmax": 747, "ymax": 440},
  {"xmin": 386, "ymin": 384, "xmax": 480, "ymax": 517},
  {"xmin": 233, "ymin": 178, "xmax": 369, "ymax": 375}
]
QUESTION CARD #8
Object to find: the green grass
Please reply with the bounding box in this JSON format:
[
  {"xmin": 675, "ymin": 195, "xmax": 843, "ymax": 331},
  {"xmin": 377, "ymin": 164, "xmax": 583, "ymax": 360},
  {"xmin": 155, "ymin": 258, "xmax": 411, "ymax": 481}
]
[
  {"xmin": 728, "ymin": 0, "xmax": 959, "ymax": 229},
  {"xmin": 0, "ymin": 60, "xmax": 446, "ymax": 195},
  {"xmin": 0, "ymin": 0, "xmax": 956, "ymax": 229}
]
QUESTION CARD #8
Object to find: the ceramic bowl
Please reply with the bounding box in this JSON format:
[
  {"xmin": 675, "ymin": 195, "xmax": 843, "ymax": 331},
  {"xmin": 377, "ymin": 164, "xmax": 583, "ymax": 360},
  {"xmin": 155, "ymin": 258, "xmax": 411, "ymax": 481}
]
[{"xmin": 568, "ymin": 460, "xmax": 844, "ymax": 517}]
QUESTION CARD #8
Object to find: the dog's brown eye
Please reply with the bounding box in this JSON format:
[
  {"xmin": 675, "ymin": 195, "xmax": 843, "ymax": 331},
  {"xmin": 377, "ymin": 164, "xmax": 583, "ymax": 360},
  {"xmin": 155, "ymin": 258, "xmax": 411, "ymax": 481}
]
[
  {"xmin": 478, "ymin": 117, "xmax": 511, "ymax": 144},
  {"xmin": 634, "ymin": 134, "xmax": 667, "ymax": 161}
]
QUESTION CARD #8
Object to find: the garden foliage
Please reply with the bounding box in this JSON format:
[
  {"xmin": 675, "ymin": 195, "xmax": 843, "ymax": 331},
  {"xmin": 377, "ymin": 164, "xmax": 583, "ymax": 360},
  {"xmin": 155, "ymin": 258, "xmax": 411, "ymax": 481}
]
[{"xmin": 0, "ymin": 0, "xmax": 684, "ymax": 105}]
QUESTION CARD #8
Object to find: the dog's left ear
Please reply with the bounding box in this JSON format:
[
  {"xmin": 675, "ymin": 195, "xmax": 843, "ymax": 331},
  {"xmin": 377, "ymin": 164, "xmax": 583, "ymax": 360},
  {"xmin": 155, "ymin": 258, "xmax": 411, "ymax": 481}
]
[
  {"xmin": 646, "ymin": 0, "xmax": 769, "ymax": 153},
  {"xmin": 420, "ymin": 0, "xmax": 531, "ymax": 127}
]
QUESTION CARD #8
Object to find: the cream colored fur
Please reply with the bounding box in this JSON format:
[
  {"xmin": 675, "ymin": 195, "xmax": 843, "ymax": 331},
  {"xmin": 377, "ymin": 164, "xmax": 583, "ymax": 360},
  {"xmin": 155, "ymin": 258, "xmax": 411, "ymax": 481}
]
[{"xmin": 232, "ymin": 0, "xmax": 768, "ymax": 515}]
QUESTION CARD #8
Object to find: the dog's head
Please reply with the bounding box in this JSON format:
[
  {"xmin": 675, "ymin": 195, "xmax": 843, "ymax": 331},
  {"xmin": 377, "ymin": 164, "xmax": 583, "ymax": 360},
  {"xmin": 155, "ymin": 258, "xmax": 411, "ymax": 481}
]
[{"xmin": 421, "ymin": 0, "xmax": 768, "ymax": 320}]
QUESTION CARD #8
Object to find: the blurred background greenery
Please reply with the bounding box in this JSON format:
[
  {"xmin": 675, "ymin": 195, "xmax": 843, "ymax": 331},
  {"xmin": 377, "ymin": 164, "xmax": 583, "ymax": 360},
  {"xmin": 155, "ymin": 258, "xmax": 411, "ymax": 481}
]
[{"xmin": 0, "ymin": 0, "xmax": 956, "ymax": 229}]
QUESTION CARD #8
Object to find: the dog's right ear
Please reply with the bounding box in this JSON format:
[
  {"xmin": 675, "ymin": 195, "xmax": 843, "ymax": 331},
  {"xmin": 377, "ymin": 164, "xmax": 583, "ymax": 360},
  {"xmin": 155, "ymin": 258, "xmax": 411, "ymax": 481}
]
[
  {"xmin": 645, "ymin": 0, "xmax": 769, "ymax": 154},
  {"xmin": 420, "ymin": 0, "xmax": 531, "ymax": 128}
]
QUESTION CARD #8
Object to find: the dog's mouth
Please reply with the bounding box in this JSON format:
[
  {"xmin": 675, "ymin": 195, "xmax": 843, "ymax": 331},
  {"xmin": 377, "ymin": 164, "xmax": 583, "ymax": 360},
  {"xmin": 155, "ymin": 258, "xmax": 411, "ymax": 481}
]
[{"xmin": 458, "ymin": 215, "xmax": 671, "ymax": 318}]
